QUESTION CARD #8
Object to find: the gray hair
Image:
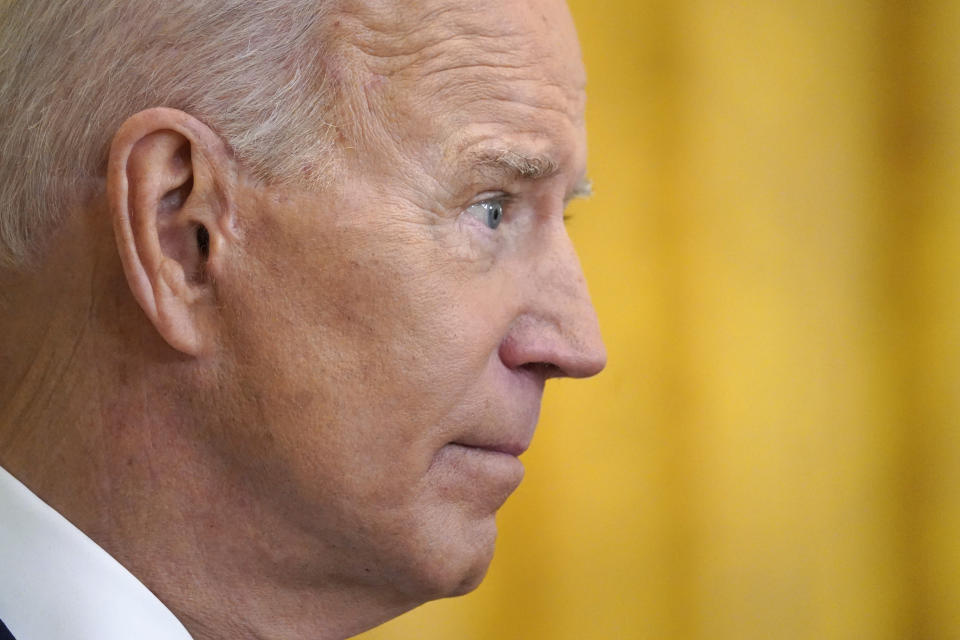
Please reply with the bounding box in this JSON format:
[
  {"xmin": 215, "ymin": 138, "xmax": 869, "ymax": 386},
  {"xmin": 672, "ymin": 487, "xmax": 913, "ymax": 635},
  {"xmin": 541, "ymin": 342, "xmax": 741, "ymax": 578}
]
[{"xmin": 0, "ymin": 0, "xmax": 343, "ymax": 268}]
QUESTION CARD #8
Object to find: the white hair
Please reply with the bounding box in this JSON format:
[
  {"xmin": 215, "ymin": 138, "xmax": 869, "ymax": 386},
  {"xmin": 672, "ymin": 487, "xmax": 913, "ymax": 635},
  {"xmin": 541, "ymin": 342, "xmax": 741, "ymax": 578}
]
[{"xmin": 0, "ymin": 0, "xmax": 344, "ymax": 269}]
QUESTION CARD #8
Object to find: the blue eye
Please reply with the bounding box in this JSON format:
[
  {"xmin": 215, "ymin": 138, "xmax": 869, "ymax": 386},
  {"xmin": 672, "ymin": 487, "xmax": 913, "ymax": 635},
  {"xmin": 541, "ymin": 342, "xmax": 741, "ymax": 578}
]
[{"xmin": 466, "ymin": 200, "xmax": 504, "ymax": 229}]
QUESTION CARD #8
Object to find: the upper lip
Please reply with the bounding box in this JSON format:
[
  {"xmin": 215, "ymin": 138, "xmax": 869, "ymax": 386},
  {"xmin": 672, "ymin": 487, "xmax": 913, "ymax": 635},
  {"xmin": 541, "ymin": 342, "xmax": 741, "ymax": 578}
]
[{"xmin": 450, "ymin": 377, "xmax": 543, "ymax": 459}]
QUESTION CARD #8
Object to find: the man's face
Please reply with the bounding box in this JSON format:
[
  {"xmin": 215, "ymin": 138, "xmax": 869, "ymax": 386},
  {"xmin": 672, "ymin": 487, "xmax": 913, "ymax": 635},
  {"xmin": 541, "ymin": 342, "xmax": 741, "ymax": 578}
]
[{"xmin": 208, "ymin": 0, "xmax": 604, "ymax": 605}]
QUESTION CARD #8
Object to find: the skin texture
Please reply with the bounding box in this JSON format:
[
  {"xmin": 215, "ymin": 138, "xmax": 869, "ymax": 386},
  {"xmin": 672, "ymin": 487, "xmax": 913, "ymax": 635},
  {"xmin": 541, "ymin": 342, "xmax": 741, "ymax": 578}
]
[{"xmin": 0, "ymin": 1, "xmax": 605, "ymax": 639}]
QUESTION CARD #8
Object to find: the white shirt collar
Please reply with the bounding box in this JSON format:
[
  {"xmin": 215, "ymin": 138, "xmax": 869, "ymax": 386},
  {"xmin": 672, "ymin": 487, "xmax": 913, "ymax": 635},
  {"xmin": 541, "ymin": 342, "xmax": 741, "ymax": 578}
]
[{"xmin": 0, "ymin": 465, "xmax": 193, "ymax": 640}]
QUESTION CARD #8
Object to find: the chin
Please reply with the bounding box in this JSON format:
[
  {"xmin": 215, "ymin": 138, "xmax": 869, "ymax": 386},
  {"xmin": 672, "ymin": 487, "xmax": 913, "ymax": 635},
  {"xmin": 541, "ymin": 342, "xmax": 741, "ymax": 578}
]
[
  {"xmin": 443, "ymin": 540, "xmax": 496, "ymax": 598},
  {"xmin": 390, "ymin": 512, "xmax": 500, "ymax": 603}
]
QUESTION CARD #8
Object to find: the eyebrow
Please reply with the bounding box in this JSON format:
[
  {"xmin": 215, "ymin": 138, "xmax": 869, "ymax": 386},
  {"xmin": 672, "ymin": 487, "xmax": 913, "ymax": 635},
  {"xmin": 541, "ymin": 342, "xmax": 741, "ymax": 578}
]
[
  {"xmin": 465, "ymin": 147, "xmax": 559, "ymax": 181},
  {"xmin": 462, "ymin": 147, "xmax": 592, "ymax": 200}
]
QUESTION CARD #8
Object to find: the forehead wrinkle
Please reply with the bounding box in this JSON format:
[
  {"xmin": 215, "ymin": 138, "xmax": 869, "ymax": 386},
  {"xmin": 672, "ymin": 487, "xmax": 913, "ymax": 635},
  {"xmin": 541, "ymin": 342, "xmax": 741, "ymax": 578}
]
[
  {"xmin": 332, "ymin": 0, "xmax": 586, "ymax": 96},
  {"xmin": 330, "ymin": 5, "xmax": 543, "ymax": 149},
  {"xmin": 339, "ymin": 3, "xmax": 529, "ymax": 76},
  {"xmin": 329, "ymin": 1, "xmax": 587, "ymax": 187},
  {"xmin": 403, "ymin": 36, "xmax": 579, "ymax": 112}
]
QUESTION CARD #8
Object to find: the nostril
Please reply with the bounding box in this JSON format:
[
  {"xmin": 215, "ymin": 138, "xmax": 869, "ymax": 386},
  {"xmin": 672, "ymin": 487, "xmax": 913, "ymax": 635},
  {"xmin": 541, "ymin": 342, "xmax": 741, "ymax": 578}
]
[{"xmin": 522, "ymin": 362, "xmax": 562, "ymax": 379}]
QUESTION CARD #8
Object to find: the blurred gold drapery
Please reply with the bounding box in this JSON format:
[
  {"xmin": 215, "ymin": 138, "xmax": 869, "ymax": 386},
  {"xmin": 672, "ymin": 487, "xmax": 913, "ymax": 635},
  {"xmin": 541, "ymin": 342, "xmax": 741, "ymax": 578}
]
[{"xmin": 358, "ymin": 1, "xmax": 960, "ymax": 638}]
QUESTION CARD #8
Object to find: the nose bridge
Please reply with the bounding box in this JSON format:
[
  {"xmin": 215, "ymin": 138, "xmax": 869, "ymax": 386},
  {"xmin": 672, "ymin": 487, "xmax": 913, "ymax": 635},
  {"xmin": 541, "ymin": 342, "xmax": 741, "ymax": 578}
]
[{"xmin": 524, "ymin": 221, "xmax": 607, "ymax": 378}]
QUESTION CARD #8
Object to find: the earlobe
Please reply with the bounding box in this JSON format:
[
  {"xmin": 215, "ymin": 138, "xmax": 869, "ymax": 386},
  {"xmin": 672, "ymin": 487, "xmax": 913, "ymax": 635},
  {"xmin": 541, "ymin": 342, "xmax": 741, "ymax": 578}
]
[{"xmin": 107, "ymin": 107, "xmax": 235, "ymax": 356}]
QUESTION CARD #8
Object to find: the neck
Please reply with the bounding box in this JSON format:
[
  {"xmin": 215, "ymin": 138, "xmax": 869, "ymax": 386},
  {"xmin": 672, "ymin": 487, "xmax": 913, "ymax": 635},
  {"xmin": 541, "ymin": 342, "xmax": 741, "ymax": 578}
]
[
  {"xmin": 0, "ymin": 214, "xmax": 413, "ymax": 640},
  {"xmin": 0, "ymin": 212, "xmax": 112, "ymax": 492}
]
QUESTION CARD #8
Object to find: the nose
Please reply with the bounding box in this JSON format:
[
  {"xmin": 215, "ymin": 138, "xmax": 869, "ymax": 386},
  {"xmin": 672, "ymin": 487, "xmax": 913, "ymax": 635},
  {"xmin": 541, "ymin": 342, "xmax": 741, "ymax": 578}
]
[{"xmin": 498, "ymin": 222, "xmax": 607, "ymax": 379}]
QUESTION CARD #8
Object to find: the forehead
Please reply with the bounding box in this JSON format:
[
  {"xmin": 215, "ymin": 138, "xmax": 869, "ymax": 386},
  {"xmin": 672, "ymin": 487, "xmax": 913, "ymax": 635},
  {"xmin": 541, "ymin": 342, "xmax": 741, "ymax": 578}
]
[
  {"xmin": 328, "ymin": 0, "xmax": 587, "ymax": 175},
  {"xmin": 335, "ymin": 0, "xmax": 585, "ymax": 83}
]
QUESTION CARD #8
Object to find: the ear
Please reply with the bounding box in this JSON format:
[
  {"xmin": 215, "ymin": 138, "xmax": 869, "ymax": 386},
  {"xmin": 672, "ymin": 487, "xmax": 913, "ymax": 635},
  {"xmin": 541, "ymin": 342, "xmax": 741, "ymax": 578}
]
[{"xmin": 107, "ymin": 107, "xmax": 237, "ymax": 356}]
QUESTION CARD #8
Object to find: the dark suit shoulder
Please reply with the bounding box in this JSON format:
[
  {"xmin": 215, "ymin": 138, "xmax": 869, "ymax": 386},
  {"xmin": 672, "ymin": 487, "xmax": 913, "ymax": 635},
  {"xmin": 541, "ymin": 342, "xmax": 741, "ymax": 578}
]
[{"xmin": 0, "ymin": 617, "xmax": 16, "ymax": 640}]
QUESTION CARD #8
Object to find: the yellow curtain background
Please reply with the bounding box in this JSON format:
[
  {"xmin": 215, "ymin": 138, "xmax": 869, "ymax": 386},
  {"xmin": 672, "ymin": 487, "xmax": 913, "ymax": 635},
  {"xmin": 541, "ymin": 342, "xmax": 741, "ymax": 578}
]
[{"xmin": 357, "ymin": 1, "xmax": 960, "ymax": 638}]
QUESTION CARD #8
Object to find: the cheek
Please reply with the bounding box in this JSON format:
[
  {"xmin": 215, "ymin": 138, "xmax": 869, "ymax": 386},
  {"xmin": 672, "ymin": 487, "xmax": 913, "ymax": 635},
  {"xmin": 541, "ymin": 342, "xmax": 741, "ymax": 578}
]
[
  {"xmin": 204, "ymin": 193, "xmax": 527, "ymax": 596},
  {"xmin": 219, "ymin": 213, "xmax": 510, "ymax": 483}
]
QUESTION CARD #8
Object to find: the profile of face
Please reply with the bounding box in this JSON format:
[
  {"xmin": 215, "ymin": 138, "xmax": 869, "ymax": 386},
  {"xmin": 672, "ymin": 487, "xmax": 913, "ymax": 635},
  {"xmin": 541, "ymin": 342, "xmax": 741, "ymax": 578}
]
[{"xmin": 180, "ymin": 0, "xmax": 605, "ymax": 610}]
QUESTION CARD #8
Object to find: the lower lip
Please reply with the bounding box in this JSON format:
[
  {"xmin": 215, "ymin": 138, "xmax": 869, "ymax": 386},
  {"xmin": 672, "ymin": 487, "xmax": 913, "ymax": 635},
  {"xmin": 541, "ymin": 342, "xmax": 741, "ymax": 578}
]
[{"xmin": 432, "ymin": 443, "xmax": 525, "ymax": 488}]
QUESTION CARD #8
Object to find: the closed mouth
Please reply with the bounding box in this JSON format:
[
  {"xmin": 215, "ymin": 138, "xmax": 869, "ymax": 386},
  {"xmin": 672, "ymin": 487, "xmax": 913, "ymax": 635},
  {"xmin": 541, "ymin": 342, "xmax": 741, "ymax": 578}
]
[{"xmin": 451, "ymin": 441, "xmax": 528, "ymax": 458}]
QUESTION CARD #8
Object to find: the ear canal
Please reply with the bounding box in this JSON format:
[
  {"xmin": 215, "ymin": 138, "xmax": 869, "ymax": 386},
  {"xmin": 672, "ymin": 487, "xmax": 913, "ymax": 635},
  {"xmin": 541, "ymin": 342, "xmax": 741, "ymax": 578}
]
[
  {"xmin": 197, "ymin": 225, "xmax": 210, "ymax": 260},
  {"xmin": 194, "ymin": 224, "xmax": 210, "ymax": 283}
]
